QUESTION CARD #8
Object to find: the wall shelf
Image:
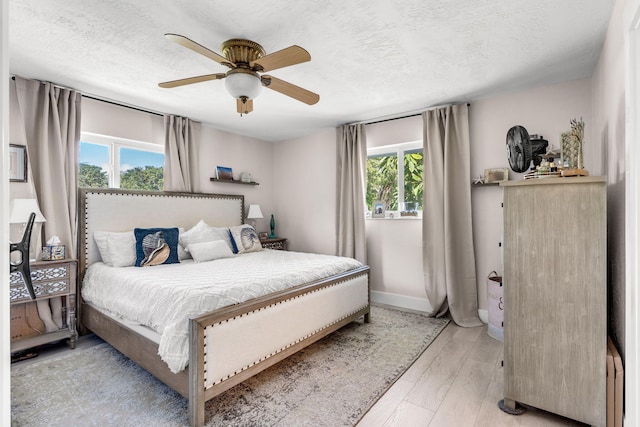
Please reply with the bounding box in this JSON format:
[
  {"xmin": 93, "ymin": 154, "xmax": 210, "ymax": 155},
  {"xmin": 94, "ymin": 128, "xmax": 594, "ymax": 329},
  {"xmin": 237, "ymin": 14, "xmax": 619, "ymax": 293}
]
[
  {"xmin": 210, "ymin": 178, "xmax": 259, "ymax": 185},
  {"xmin": 471, "ymin": 181, "xmax": 501, "ymax": 187}
]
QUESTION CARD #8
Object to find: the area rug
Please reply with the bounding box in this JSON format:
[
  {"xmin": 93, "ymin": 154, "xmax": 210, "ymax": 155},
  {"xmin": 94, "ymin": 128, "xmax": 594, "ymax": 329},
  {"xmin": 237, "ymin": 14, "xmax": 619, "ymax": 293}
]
[{"xmin": 11, "ymin": 305, "xmax": 449, "ymax": 427}]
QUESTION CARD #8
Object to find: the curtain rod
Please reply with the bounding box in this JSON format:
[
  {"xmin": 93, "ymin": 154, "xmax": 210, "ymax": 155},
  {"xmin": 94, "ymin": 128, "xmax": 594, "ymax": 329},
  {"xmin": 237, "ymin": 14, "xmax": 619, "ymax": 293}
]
[
  {"xmin": 11, "ymin": 75, "xmax": 164, "ymax": 117},
  {"xmin": 82, "ymin": 94, "xmax": 163, "ymax": 117},
  {"xmin": 351, "ymin": 102, "xmax": 471, "ymax": 126}
]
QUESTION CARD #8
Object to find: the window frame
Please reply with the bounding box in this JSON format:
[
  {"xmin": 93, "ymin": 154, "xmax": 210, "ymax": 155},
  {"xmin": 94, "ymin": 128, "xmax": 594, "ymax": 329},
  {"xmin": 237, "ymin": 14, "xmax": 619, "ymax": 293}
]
[
  {"xmin": 366, "ymin": 140, "xmax": 423, "ymax": 219},
  {"xmin": 79, "ymin": 132, "xmax": 164, "ymax": 189}
]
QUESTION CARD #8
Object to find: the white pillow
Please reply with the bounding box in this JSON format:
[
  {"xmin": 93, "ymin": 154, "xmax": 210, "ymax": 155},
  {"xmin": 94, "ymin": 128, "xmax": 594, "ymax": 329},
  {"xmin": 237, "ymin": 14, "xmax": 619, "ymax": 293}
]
[
  {"xmin": 93, "ymin": 231, "xmax": 136, "ymax": 267},
  {"xmin": 177, "ymin": 227, "xmax": 189, "ymax": 260},
  {"xmin": 229, "ymin": 224, "xmax": 263, "ymax": 254},
  {"xmin": 179, "ymin": 220, "xmax": 233, "ymax": 252},
  {"xmin": 188, "ymin": 240, "xmax": 234, "ymax": 263}
]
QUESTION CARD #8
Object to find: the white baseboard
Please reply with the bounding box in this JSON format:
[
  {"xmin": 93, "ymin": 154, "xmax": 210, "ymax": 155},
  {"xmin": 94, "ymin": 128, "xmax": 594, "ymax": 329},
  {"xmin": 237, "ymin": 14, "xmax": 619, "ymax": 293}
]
[
  {"xmin": 371, "ymin": 291, "xmax": 489, "ymax": 325},
  {"xmin": 478, "ymin": 309, "xmax": 488, "ymax": 324},
  {"xmin": 370, "ymin": 290, "xmax": 433, "ymax": 313}
]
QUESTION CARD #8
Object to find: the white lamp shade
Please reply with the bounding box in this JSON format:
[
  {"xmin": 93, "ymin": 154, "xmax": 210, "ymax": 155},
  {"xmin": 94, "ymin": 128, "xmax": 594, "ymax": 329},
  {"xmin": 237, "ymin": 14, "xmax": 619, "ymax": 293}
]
[
  {"xmin": 9, "ymin": 199, "xmax": 46, "ymax": 223},
  {"xmin": 225, "ymin": 72, "xmax": 262, "ymax": 99},
  {"xmin": 246, "ymin": 204, "xmax": 264, "ymax": 219}
]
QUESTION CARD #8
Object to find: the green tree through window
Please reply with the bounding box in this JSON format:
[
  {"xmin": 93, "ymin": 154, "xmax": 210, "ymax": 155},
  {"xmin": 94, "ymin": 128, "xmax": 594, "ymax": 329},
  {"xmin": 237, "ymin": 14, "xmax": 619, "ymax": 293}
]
[
  {"xmin": 78, "ymin": 135, "xmax": 164, "ymax": 191},
  {"xmin": 120, "ymin": 166, "xmax": 164, "ymax": 191},
  {"xmin": 79, "ymin": 163, "xmax": 109, "ymax": 188},
  {"xmin": 367, "ymin": 154, "xmax": 398, "ymax": 211},
  {"xmin": 366, "ymin": 142, "xmax": 423, "ymax": 215},
  {"xmin": 403, "ymin": 149, "xmax": 423, "ymax": 209}
]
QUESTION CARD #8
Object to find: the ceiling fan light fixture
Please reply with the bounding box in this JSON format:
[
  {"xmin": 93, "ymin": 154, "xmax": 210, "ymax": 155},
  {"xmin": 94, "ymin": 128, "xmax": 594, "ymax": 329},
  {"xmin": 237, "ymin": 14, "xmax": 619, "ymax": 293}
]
[
  {"xmin": 224, "ymin": 70, "xmax": 262, "ymax": 100},
  {"xmin": 160, "ymin": 34, "xmax": 320, "ymax": 114}
]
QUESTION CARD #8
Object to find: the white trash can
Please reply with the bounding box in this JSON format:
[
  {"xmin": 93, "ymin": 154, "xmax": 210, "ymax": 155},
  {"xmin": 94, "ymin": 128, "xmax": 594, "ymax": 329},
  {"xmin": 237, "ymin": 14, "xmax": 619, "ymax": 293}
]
[{"xmin": 487, "ymin": 271, "xmax": 503, "ymax": 342}]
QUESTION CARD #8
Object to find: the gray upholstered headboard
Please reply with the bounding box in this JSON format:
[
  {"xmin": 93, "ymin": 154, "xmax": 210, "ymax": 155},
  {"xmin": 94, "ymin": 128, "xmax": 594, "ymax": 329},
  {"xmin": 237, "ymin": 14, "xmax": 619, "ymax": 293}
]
[{"xmin": 77, "ymin": 189, "xmax": 244, "ymax": 277}]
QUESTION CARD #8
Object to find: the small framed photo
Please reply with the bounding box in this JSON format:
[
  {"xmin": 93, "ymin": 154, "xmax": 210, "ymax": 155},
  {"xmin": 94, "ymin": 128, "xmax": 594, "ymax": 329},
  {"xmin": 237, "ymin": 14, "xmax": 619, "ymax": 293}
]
[
  {"xmin": 259, "ymin": 232, "xmax": 268, "ymax": 240},
  {"xmin": 484, "ymin": 167, "xmax": 508, "ymax": 184},
  {"xmin": 372, "ymin": 200, "xmax": 385, "ymax": 218},
  {"xmin": 9, "ymin": 144, "xmax": 27, "ymax": 183},
  {"xmin": 216, "ymin": 166, "xmax": 233, "ymax": 180}
]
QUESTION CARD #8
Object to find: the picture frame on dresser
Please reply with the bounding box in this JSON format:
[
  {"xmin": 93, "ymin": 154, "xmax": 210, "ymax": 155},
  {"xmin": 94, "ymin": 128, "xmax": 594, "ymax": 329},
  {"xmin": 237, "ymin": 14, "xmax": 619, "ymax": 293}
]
[{"xmin": 372, "ymin": 200, "xmax": 385, "ymax": 218}]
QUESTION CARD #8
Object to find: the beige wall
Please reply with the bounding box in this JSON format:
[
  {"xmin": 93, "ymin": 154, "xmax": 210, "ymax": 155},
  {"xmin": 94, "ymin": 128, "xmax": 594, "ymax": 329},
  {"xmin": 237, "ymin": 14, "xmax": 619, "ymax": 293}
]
[
  {"xmin": 198, "ymin": 125, "xmax": 275, "ymax": 233},
  {"xmin": 273, "ymin": 80, "xmax": 592, "ymax": 315},
  {"xmin": 82, "ymin": 97, "xmax": 164, "ymax": 145},
  {"xmin": 272, "ymin": 128, "xmax": 338, "ymax": 256},
  {"xmin": 1, "ymin": 0, "xmax": 10, "ymax": 423},
  {"xmin": 591, "ymin": 0, "xmax": 628, "ymax": 362},
  {"xmin": 14, "ymin": 78, "xmax": 600, "ymax": 317}
]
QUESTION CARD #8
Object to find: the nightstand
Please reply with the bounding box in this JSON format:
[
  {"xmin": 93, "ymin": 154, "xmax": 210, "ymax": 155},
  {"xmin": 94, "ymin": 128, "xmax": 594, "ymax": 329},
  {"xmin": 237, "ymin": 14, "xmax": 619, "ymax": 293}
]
[
  {"xmin": 260, "ymin": 237, "xmax": 287, "ymax": 250},
  {"xmin": 10, "ymin": 258, "xmax": 78, "ymax": 353}
]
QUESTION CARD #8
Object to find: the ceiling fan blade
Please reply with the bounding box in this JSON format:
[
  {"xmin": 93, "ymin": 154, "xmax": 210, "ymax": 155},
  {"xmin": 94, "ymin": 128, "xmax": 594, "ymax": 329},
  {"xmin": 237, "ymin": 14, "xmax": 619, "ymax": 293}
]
[
  {"xmin": 164, "ymin": 33, "xmax": 235, "ymax": 68},
  {"xmin": 251, "ymin": 45, "xmax": 310, "ymax": 72},
  {"xmin": 261, "ymin": 75, "xmax": 319, "ymax": 105},
  {"xmin": 158, "ymin": 73, "xmax": 226, "ymax": 88},
  {"xmin": 237, "ymin": 98, "xmax": 254, "ymax": 115}
]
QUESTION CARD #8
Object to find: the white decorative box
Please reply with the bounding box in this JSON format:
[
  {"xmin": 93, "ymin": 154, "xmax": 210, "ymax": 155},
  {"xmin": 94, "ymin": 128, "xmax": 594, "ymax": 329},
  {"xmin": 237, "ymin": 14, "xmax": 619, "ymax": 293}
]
[
  {"xmin": 42, "ymin": 245, "xmax": 65, "ymax": 261},
  {"xmin": 487, "ymin": 274, "xmax": 503, "ymax": 342}
]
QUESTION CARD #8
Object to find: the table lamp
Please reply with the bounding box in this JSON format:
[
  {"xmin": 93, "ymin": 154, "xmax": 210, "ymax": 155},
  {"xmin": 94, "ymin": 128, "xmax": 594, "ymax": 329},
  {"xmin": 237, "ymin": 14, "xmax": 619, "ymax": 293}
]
[
  {"xmin": 9, "ymin": 198, "xmax": 47, "ymax": 261},
  {"xmin": 246, "ymin": 204, "xmax": 263, "ymax": 229}
]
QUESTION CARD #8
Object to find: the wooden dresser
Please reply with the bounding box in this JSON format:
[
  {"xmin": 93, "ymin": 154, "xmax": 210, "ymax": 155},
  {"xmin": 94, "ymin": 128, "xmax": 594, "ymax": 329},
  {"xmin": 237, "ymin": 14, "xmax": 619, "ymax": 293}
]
[{"xmin": 501, "ymin": 177, "xmax": 606, "ymax": 426}]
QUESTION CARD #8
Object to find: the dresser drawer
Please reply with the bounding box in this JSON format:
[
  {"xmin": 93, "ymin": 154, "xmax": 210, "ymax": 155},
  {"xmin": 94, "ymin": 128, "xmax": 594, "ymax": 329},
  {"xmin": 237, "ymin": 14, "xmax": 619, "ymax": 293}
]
[{"xmin": 10, "ymin": 261, "xmax": 76, "ymax": 303}]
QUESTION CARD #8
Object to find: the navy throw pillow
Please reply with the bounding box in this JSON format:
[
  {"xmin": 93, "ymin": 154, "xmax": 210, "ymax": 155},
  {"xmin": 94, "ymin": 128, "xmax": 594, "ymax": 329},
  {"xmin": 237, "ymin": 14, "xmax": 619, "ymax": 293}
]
[{"xmin": 134, "ymin": 227, "xmax": 180, "ymax": 267}]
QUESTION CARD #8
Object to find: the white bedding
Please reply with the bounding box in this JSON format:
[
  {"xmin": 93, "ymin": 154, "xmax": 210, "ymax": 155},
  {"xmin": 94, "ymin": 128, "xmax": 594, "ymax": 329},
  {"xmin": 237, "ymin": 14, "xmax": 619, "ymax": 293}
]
[{"xmin": 82, "ymin": 250, "xmax": 362, "ymax": 373}]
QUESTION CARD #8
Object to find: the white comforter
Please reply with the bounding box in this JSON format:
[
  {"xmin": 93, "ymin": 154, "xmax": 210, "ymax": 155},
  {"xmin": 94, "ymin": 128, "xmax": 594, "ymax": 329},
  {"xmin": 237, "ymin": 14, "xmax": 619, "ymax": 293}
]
[{"xmin": 82, "ymin": 250, "xmax": 362, "ymax": 373}]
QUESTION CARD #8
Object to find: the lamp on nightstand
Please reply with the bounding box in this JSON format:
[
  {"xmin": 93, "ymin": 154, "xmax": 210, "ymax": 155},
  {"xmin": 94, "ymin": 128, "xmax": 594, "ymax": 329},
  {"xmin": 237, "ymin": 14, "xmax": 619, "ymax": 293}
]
[
  {"xmin": 246, "ymin": 204, "xmax": 264, "ymax": 229},
  {"xmin": 10, "ymin": 199, "xmax": 47, "ymax": 262}
]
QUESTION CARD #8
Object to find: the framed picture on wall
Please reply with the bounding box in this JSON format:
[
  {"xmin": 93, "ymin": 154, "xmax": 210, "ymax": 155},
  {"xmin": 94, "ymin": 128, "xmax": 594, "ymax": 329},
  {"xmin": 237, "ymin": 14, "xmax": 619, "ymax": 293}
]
[
  {"xmin": 372, "ymin": 200, "xmax": 385, "ymax": 218},
  {"xmin": 9, "ymin": 144, "xmax": 27, "ymax": 183},
  {"xmin": 216, "ymin": 166, "xmax": 233, "ymax": 180}
]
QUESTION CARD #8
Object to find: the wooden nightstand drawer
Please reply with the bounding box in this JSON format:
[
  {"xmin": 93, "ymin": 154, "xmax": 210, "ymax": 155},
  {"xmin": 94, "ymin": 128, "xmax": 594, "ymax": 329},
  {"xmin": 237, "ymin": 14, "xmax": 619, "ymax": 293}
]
[
  {"xmin": 10, "ymin": 279, "xmax": 71, "ymax": 303},
  {"xmin": 10, "ymin": 261, "xmax": 76, "ymax": 303},
  {"xmin": 260, "ymin": 238, "xmax": 287, "ymax": 250}
]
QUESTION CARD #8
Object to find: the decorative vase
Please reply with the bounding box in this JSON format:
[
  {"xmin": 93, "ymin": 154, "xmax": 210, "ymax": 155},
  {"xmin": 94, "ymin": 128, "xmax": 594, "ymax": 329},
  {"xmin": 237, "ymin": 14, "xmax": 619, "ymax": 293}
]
[{"xmin": 269, "ymin": 214, "xmax": 277, "ymax": 238}]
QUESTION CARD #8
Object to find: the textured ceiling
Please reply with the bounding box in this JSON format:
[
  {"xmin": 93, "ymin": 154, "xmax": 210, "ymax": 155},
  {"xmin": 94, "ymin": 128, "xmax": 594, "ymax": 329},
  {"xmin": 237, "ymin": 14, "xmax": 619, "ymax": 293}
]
[{"xmin": 9, "ymin": 0, "xmax": 614, "ymax": 142}]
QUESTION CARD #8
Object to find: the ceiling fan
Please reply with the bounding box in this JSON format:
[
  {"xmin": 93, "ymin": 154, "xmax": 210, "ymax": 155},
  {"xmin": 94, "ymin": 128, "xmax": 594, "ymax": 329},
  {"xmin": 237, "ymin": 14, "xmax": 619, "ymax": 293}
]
[{"xmin": 158, "ymin": 34, "xmax": 320, "ymax": 115}]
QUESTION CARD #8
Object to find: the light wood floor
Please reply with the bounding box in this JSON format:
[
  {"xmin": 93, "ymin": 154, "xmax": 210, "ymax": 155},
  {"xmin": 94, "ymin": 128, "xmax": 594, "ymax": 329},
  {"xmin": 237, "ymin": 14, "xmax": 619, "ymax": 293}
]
[
  {"xmin": 357, "ymin": 323, "xmax": 587, "ymax": 427},
  {"xmin": 14, "ymin": 323, "xmax": 587, "ymax": 426}
]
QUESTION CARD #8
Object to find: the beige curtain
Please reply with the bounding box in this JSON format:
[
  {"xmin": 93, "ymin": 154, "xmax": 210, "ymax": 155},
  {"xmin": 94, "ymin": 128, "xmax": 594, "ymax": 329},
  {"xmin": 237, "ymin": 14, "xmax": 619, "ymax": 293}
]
[
  {"xmin": 13, "ymin": 76, "xmax": 81, "ymax": 333},
  {"xmin": 336, "ymin": 124, "xmax": 367, "ymax": 264},
  {"xmin": 163, "ymin": 115, "xmax": 201, "ymax": 192},
  {"xmin": 13, "ymin": 76, "xmax": 81, "ymax": 255},
  {"xmin": 422, "ymin": 104, "xmax": 481, "ymax": 326}
]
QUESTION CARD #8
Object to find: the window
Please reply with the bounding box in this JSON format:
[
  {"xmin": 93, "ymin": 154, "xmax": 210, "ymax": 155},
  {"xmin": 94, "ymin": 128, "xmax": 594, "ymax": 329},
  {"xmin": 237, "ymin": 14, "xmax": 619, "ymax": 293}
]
[
  {"xmin": 366, "ymin": 141, "xmax": 423, "ymax": 218},
  {"xmin": 79, "ymin": 133, "xmax": 164, "ymax": 191}
]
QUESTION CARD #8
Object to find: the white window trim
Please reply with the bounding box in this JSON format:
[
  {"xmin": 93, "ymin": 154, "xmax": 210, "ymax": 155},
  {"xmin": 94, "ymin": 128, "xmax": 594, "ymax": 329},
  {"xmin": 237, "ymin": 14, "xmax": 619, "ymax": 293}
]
[
  {"xmin": 80, "ymin": 132, "xmax": 163, "ymax": 189},
  {"xmin": 367, "ymin": 140, "xmax": 423, "ymax": 220}
]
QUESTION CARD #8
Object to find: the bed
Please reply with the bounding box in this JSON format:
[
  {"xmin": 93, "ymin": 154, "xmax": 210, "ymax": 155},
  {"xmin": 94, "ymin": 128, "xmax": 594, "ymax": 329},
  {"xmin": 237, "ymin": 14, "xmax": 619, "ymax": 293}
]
[{"xmin": 77, "ymin": 188, "xmax": 370, "ymax": 427}]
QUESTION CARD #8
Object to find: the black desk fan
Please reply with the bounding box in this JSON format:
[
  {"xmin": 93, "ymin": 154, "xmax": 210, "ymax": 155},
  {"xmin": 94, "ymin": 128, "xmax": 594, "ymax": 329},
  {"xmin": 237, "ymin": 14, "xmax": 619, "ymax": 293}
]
[
  {"xmin": 506, "ymin": 125, "xmax": 548, "ymax": 173},
  {"xmin": 9, "ymin": 212, "xmax": 36, "ymax": 299}
]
